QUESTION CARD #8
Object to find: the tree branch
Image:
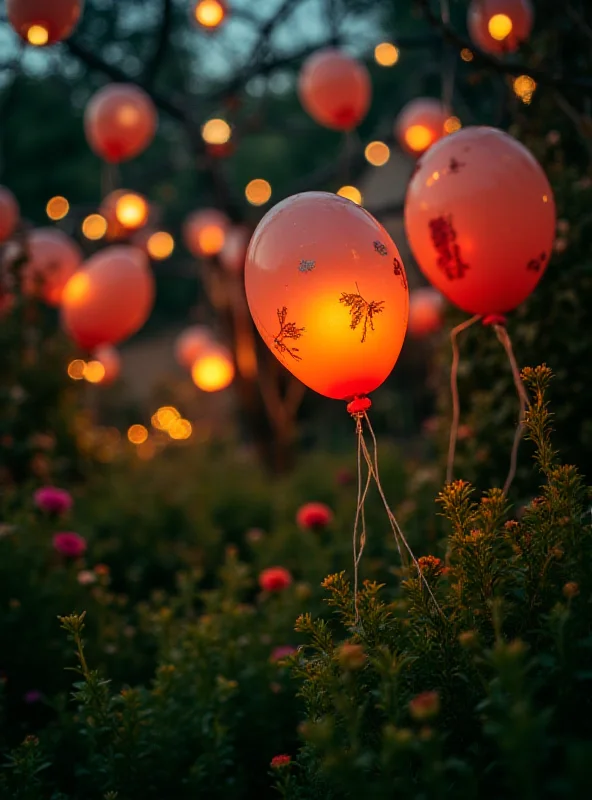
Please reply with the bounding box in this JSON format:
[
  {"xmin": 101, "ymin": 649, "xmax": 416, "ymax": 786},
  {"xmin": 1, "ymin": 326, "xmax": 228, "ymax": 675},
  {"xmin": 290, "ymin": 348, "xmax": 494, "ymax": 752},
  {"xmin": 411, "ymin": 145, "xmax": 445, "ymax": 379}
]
[{"xmin": 144, "ymin": 0, "xmax": 173, "ymax": 87}]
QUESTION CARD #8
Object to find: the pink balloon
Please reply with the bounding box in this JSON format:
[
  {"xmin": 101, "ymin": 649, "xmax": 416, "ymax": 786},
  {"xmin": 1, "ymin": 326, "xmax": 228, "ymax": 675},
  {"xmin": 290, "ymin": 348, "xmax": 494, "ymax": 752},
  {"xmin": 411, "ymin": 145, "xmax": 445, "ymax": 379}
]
[
  {"xmin": 93, "ymin": 345, "xmax": 121, "ymax": 385},
  {"xmin": 219, "ymin": 226, "xmax": 250, "ymax": 273},
  {"xmin": 395, "ymin": 98, "xmax": 450, "ymax": 157},
  {"xmin": 408, "ymin": 288, "xmax": 445, "ymax": 338},
  {"xmin": 7, "ymin": 0, "xmax": 83, "ymax": 45},
  {"xmin": 183, "ymin": 209, "xmax": 229, "ymax": 257},
  {"xmin": 84, "ymin": 84, "xmax": 157, "ymax": 164},
  {"xmin": 22, "ymin": 228, "xmax": 82, "ymax": 306},
  {"xmin": 298, "ymin": 49, "xmax": 371, "ymax": 131},
  {"xmin": 0, "ymin": 186, "xmax": 19, "ymax": 243},
  {"xmin": 61, "ymin": 245, "xmax": 155, "ymax": 349},
  {"xmin": 404, "ymin": 127, "xmax": 555, "ymax": 316},
  {"xmin": 174, "ymin": 325, "xmax": 214, "ymax": 369},
  {"xmin": 467, "ymin": 0, "xmax": 533, "ymax": 54}
]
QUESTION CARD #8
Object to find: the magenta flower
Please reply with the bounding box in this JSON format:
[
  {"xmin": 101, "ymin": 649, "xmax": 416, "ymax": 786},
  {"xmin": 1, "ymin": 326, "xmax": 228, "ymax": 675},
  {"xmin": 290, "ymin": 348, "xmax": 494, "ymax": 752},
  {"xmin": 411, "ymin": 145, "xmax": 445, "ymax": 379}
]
[
  {"xmin": 259, "ymin": 566, "xmax": 292, "ymax": 593},
  {"xmin": 53, "ymin": 532, "xmax": 87, "ymax": 559},
  {"xmin": 34, "ymin": 487, "xmax": 73, "ymax": 516},
  {"xmin": 270, "ymin": 645, "xmax": 296, "ymax": 662},
  {"xmin": 296, "ymin": 502, "xmax": 333, "ymax": 531}
]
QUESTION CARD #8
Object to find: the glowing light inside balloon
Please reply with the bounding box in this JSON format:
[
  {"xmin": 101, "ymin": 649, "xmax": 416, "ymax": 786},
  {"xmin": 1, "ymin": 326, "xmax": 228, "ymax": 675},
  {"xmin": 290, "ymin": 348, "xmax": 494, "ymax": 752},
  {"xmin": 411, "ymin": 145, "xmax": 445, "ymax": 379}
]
[
  {"xmin": 26, "ymin": 24, "xmax": 49, "ymax": 45},
  {"xmin": 513, "ymin": 74, "xmax": 536, "ymax": 104},
  {"xmin": 202, "ymin": 118, "xmax": 231, "ymax": 145},
  {"xmin": 67, "ymin": 359, "xmax": 86, "ymax": 380},
  {"xmin": 128, "ymin": 424, "xmax": 148, "ymax": 445},
  {"xmin": 115, "ymin": 193, "xmax": 148, "ymax": 230},
  {"xmin": 82, "ymin": 214, "xmax": 107, "ymax": 240},
  {"xmin": 192, "ymin": 352, "xmax": 234, "ymax": 392},
  {"xmin": 199, "ymin": 225, "xmax": 225, "ymax": 255},
  {"xmin": 46, "ymin": 196, "xmax": 69, "ymax": 220},
  {"xmin": 117, "ymin": 104, "xmax": 140, "ymax": 127},
  {"xmin": 245, "ymin": 179, "xmax": 272, "ymax": 206},
  {"xmin": 405, "ymin": 124, "xmax": 434, "ymax": 153},
  {"xmin": 337, "ymin": 185, "xmax": 362, "ymax": 205},
  {"xmin": 488, "ymin": 13, "xmax": 513, "ymax": 40},
  {"xmin": 461, "ymin": 48, "xmax": 474, "ymax": 61},
  {"xmin": 194, "ymin": 0, "xmax": 225, "ymax": 28},
  {"xmin": 444, "ymin": 116, "xmax": 462, "ymax": 134},
  {"xmin": 364, "ymin": 141, "xmax": 390, "ymax": 166},
  {"xmin": 168, "ymin": 419, "xmax": 192, "ymax": 440},
  {"xmin": 151, "ymin": 406, "xmax": 181, "ymax": 431},
  {"xmin": 374, "ymin": 42, "xmax": 399, "ymax": 66},
  {"xmin": 83, "ymin": 360, "xmax": 106, "ymax": 384},
  {"xmin": 147, "ymin": 231, "xmax": 174, "ymax": 260},
  {"xmin": 62, "ymin": 272, "xmax": 91, "ymax": 306}
]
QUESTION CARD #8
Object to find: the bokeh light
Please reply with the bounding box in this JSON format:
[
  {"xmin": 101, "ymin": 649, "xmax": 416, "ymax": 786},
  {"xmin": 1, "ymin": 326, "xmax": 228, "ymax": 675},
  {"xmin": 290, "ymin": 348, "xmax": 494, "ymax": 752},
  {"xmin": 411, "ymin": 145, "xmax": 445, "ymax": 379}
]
[
  {"xmin": 245, "ymin": 179, "xmax": 272, "ymax": 206},
  {"xmin": 202, "ymin": 118, "xmax": 231, "ymax": 145},
  {"xmin": 337, "ymin": 185, "xmax": 363, "ymax": 205},
  {"xmin": 46, "ymin": 196, "xmax": 69, "ymax": 220},
  {"xmin": 194, "ymin": 0, "xmax": 225, "ymax": 28},
  {"xmin": 404, "ymin": 125, "xmax": 434, "ymax": 153},
  {"xmin": 26, "ymin": 25, "xmax": 49, "ymax": 46},
  {"xmin": 461, "ymin": 48, "xmax": 474, "ymax": 62},
  {"xmin": 147, "ymin": 231, "xmax": 174, "ymax": 260},
  {"xmin": 168, "ymin": 419, "xmax": 193, "ymax": 440},
  {"xmin": 115, "ymin": 193, "xmax": 149, "ymax": 230},
  {"xmin": 192, "ymin": 352, "xmax": 235, "ymax": 392},
  {"xmin": 444, "ymin": 116, "xmax": 462, "ymax": 134},
  {"xmin": 67, "ymin": 359, "xmax": 86, "ymax": 380},
  {"xmin": 364, "ymin": 141, "xmax": 390, "ymax": 166},
  {"xmin": 488, "ymin": 13, "xmax": 513, "ymax": 41},
  {"xmin": 513, "ymin": 75, "xmax": 536, "ymax": 104},
  {"xmin": 151, "ymin": 406, "xmax": 181, "ymax": 431},
  {"xmin": 374, "ymin": 42, "xmax": 399, "ymax": 66},
  {"xmin": 82, "ymin": 214, "xmax": 107, "ymax": 240},
  {"xmin": 83, "ymin": 360, "xmax": 106, "ymax": 384},
  {"xmin": 127, "ymin": 424, "xmax": 148, "ymax": 445},
  {"xmin": 198, "ymin": 225, "xmax": 225, "ymax": 255}
]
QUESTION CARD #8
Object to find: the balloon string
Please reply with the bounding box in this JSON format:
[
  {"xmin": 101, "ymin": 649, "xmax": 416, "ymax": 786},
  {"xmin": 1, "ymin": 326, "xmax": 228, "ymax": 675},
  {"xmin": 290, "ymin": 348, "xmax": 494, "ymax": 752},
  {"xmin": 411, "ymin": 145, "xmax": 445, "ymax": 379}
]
[
  {"xmin": 493, "ymin": 323, "xmax": 530, "ymax": 495},
  {"xmin": 361, "ymin": 412, "xmax": 444, "ymax": 617},
  {"xmin": 352, "ymin": 415, "xmax": 372, "ymax": 623},
  {"xmin": 447, "ymin": 314, "xmax": 481, "ymax": 484}
]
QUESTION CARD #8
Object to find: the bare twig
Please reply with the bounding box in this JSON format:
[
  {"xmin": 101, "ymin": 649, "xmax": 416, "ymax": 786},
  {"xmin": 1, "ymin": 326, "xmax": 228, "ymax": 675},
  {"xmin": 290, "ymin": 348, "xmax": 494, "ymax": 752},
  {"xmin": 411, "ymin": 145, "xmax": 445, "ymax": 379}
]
[{"xmin": 144, "ymin": 0, "xmax": 173, "ymax": 87}]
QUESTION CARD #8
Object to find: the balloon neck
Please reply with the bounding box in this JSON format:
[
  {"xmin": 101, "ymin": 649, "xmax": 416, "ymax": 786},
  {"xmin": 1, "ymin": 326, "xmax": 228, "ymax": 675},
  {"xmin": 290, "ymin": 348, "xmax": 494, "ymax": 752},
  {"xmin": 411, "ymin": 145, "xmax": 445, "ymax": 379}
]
[
  {"xmin": 482, "ymin": 314, "xmax": 507, "ymax": 327},
  {"xmin": 346, "ymin": 395, "xmax": 372, "ymax": 416}
]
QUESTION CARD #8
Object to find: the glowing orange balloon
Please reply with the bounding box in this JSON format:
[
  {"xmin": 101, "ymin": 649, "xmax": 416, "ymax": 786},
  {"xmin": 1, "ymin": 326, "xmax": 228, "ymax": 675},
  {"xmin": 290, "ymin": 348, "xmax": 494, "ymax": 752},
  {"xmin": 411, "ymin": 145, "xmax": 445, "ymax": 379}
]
[
  {"xmin": 84, "ymin": 84, "xmax": 157, "ymax": 164},
  {"xmin": 23, "ymin": 228, "xmax": 82, "ymax": 306},
  {"xmin": 298, "ymin": 49, "xmax": 371, "ymax": 131},
  {"xmin": 183, "ymin": 209, "xmax": 229, "ymax": 257},
  {"xmin": 7, "ymin": 0, "xmax": 83, "ymax": 45},
  {"xmin": 219, "ymin": 226, "xmax": 250, "ymax": 273},
  {"xmin": 467, "ymin": 0, "xmax": 533, "ymax": 54},
  {"xmin": 92, "ymin": 345, "xmax": 121, "ymax": 385},
  {"xmin": 174, "ymin": 325, "xmax": 214, "ymax": 369},
  {"xmin": 245, "ymin": 192, "xmax": 409, "ymax": 401},
  {"xmin": 408, "ymin": 288, "xmax": 445, "ymax": 338},
  {"xmin": 404, "ymin": 127, "xmax": 555, "ymax": 317},
  {"xmin": 191, "ymin": 346, "xmax": 234, "ymax": 392},
  {"xmin": 395, "ymin": 99, "xmax": 449, "ymax": 157},
  {"xmin": 61, "ymin": 245, "xmax": 155, "ymax": 349},
  {"xmin": 0, "ymin": 186, "xmax": 19, "ymax": 243},
  {"xmin": 193, "ymin": 0, "xmax": 227, "ymax": 29}
]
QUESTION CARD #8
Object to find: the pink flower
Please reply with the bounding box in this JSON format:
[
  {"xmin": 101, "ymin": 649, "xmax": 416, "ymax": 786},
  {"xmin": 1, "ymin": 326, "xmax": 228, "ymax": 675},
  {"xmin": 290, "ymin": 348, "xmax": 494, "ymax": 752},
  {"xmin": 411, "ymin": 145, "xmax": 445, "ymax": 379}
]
[
  {"xmin": 259, "ymin": 566, "xmax": 292, "ymax": 593},
  {"xmin": 53, "ymin": 532, "xmax": 87, "ymax": 559},
  {"xmin": 270, "ymin": 645, "xmax": 296, "ymax": 662},
  {"xmin": 34, "ymin": 487, "xmax": 72, "ymax": 516},
  {"xmin": 409, "ymin": 690, "xmax": 440, "ymax": 721},
  {"xmin": 270, "ymin": 754, "xmax": 291, "ymax": 769},
  {"xmin": 77, "ymin": 570, "xmax": 96, "ymax": 585},
  {"xmin": 296, "ymin": 502, "xmax": 333, "ymax": 531}
]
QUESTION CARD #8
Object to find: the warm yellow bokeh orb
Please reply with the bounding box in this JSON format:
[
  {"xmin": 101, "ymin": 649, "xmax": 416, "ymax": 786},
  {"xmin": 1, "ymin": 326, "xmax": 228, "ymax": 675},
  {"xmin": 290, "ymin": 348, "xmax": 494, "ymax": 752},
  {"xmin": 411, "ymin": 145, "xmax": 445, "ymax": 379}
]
[
  {"xmin": 488, "ymin": 13, "xmax": 513, "ymax": 41},
  {"xmin": 198, "ymin": 225, "xmax": 226, "ymax": 255},
  {"xmin": 404, "ymin": 124, "xmax": 434, "ymax": 153},
  {"xmin": 191, "ymin": 352, "xmax": 235, "ymax": 392},
  {"xmin": 245, "ymin": 179, "xmax": 272, "ymax": 207},
  {"xmin": 460, "ymin": 48, "xmax": 474, "ymax": 62},
  {"xmin": 336, "ymin": 185, "xmax": 362, "ymax": 205},
  {"xmin": 83, "ymin": 360, "xmax": 106, "ymax": 384},
  {"xmin": 168, "ymin": 419, "xmax": 193, "ymax": 440},
  {"xmin": 151, "ymin": 406, "xmax": 181, "ymax": 431},
  {"xmin": 62, "ymin": 272, "xmax": 91, "ymax": 306},
  {"xmin": 513, "ymin": 74, "xmax": 536, "ymax": 103},
  {"xmin": 128, "ymin": 424, "xmax": 149, "ymax": 445},
  {"xmin": 374, "ymin": 42, "xmax": 399, "ymax": 66},
  {"xmin": 195, "ymin": 0, "xmax": 225, "ymax": 28},
  {"xmin": 67, "ymin": 359, "xmax": 86, "ymax": 380},
  {"xmin": 26, "ymin": 25, "xmax": 49, "ymax": 46},
  {"xmin": 82, "ymin": 214, "xmax": 107, "ymax": 241},
  {"xmin": 115, "ymin": 193, "xmax": 148, "ymax": 230},
  {"xmin": 364, "ymin": 141, "xmax": 390, "ymax": 167},
  {"xmin": 444, "ymin": 116, "xmax": 462, "ymax": 134},
  {"xmin": 147, "ymin": 231, "xmax": 174, "ymax": 260},
  {"xmin": 46, "ymin": 196, "xmax": 69, "ymax": 220},
  {"xmin": 202, "ymin": 118, "xmax": 231, "ymax": 145}
]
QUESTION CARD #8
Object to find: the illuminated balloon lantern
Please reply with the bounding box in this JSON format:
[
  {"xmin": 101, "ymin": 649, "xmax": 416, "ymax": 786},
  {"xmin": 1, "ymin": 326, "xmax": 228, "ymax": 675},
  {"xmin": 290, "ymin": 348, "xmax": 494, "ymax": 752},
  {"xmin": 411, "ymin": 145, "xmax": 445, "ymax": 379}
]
[
  {"xmin": 183, "ymin": 209, "xmax": 229, "ymax": 257},
  {"xmin": 191, "ymin": 345, "xmax": 235, "ymax": 392},
  {"xmin": 408, "ymin": 288, "xmax": 445, "ymax": 339},
  {"xmin": 101, "ymin": 189, "xmax": 150, "ymax": 233},
  {"xmin": 84, "ymin": 84, "xmax": 157, "ymax": 163},
  {"xmin": 23, "ymin": 228, "xmax": 82, "ymax": 306},
  {"xmin": 92, "ymin": 345, "xmax": 121, "ymax": 385},
  {"xmin": 193, "ymin": 0, "xmax": 227, "ymax": 30},
  {"xmin": 298, "ymin": 49, "xmax": 371, "ymax": 131},
  {"xmin": 61, "ymin": 245, "xmax": 155, "ymax": 349},
  {"xmin": 467, "ymin": 0, "xmax": 533, "ymax": 54},
  {"xmin": 245, "ymin": 191, "xmax": 408, "ymax": 401},
  {"xmin": 395, "ymin": 99, "xmax": 450, "ymax": 157},
  {"xmin": 7, "ymin": 0, "xmax": 83, "ymax": 46},
  {"xmin": 175, "ymin": 325, "xmax": 214, "ymax": 369},
  {"xmin": 220, "ymin": 226, "xmax": 250, "ymax": 273},
  {"xmin": 0, "ymin": 186, "xmax": 19, "ymax": 243}
]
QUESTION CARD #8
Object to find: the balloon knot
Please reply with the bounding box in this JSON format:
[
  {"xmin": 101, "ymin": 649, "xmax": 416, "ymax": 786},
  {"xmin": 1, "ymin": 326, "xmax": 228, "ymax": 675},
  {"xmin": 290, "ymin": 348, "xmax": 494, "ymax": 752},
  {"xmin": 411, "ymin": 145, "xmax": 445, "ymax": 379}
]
[
  {"xmin": 347, "ymin": 396, "xmax": 372, "ymax": 416},
  {"xmin": 482, "ymin": 314, "xmax": 507, "ymax": 327}
]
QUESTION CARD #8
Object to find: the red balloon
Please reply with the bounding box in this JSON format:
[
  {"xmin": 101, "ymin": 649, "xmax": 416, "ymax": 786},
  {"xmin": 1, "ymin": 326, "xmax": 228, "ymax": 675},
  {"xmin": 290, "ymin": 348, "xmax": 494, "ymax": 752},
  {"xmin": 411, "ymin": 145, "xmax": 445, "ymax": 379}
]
[
  {"xmin": 467, "ymin": 0, "xmax": 533, "ymax": 54},
  {"xmin": 61, "ymin": 245, "xmax": 154, "ymax": 349},
  {"xmin": 298, "ymin": 49, "xmax": 371, "ymax": 131},
  {"xmin": 395, "ymin": 99, "xmax": 450, "ymax": 157},
  {"xmin": 183, "ymin": 209, "xmax": 229, "ymax": 257},
  {"xmin": 404, "ymin": 127, "xmax": 556, "ymax": 316},
  {"xmin": 7, "ymin": 0, "xmax": 83, "ymax": 45},
  {"xmin": 0, "ymin": 186, "xmax": 19, "ymax": 243},
  {"xmin": 84, "ymin": 84, "xmax": 157, "ymax": 164},
  {"xmin": 245, "ymin": 192, "xmax": 409, "ymax": 401},
  {"xmin": 408, "ymin": 288, "xmax": 445, "ymax": 338},
  {"xmin": 23, "ymin": 228, "xmax": 82, "ymax": 306},
  {"xmin": 93, "ymin": 345, "xmax": 121, "ymax": 385}
]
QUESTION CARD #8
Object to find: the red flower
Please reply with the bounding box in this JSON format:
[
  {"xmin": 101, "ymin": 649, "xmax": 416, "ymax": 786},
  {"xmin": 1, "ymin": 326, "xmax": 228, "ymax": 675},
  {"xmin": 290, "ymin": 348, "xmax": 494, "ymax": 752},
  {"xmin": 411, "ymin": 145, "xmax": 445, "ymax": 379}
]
[
  {"xmin": 53, "ymin": 532, "xmax": 87, "ymax": 559},
  {"xmin": 259, "ymin": 566, "xmax": 292, "ymax": 593},
  {"xmin": 409, "ymin": 690, "xmax": 440, "ymax": 721},
  {"xmin": 270, "ymin": 645, "xmax": 296, "ymax": 662},
  {"xmin": 417, "ymin": 555, "xmax": 444, "ymax": 576},
  {"xmin": 296, "ymin": 502, "xmax": 333, "ymax": 531},
  {"xmin": 34, "ymin": 487, "xmax": 73, "ymax": 516},
  {"xmin": 270, "ymin": 754, "xmax": 291, "ymax": 769}
]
